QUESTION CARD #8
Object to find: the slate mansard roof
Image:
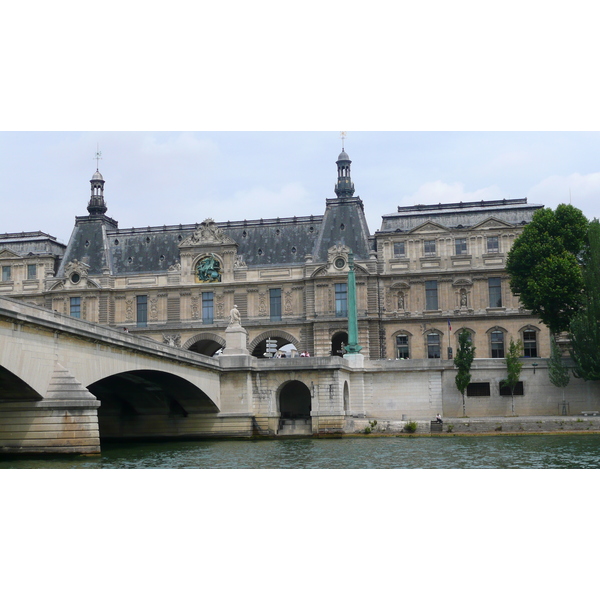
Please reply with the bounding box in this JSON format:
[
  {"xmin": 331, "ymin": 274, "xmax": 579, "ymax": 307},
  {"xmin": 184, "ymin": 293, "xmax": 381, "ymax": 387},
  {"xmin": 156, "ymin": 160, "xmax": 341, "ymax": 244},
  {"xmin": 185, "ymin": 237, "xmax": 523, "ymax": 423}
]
[
  {"xmin": 379, "ymin": 198, "xmax": 543, "ymax": 232},
  {"xmin": 0, "ymin": 231, "xmax": 66, "ymax": 258}
]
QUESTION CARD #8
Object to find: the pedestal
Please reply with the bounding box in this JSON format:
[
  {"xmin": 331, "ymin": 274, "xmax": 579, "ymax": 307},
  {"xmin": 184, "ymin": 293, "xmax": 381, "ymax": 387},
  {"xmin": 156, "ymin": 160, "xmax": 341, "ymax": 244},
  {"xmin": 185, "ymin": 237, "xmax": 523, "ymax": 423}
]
[
  {"xmin": 222, "ymin": 325, "xmax": 250, "ymax": 355},
  {"xmin": 343, "ymin": 353, "xmax": 365, "ymax": 368}
]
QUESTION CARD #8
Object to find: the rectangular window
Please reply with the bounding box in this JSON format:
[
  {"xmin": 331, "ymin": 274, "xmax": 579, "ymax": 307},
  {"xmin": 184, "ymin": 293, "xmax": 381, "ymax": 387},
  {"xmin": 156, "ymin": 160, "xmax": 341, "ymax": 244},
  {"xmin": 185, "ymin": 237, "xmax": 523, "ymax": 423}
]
[
  {"xmin": 427, "ymin": 332, "xmax": 441, "ymax": 358},
  {"xmin": 489, "ymin": 277, "xmax": 502, "ymax": 307},
  {"xmin": 27, "ymin": 264, "xmax": 37, "ymax": 280},
  {"xmin": 523, "ymin": 330, "xmax": 538, "ymax": 358},
  {"xmin": 393, "ymin": 242, "xmax": 405, "ymax": 257},
  {"xmin": 467, "ymin": 382, "xmax": 491, "ymax": 397},
  {"xmin": 2, "ymin": 266, "xmax": 11, "ymax": 282},
  {"xmin": 270, "ymin": 288, "xmax": 282, "ymax": 322},
  {"xmin": 455, "ymin": 238, "xmax": 467, "ymax": 255},
  {"xmin": 423, "ymin": 240, "xmax": 436, "ymax": 256},
  {"xmin": 499, "ymin": 381, "xmax": 524, "ymax": 396},
  {"xmin": 396, "ymin": 335, "xmax": 410, "ymax": 359},
  {"xmin": 425, "ymin": 280, "xmax": 438, "ymax": 311},
  {"xmin": 202, "ymin": 292, "xmax": 214, "ymax": 324},
  {"xmin": 491, "ymin": 330, "xmax": 505, "ymax": 358},
  {"xmin": 136, "ymin": 295, "xmax": 148, "ymax": 327},
  {"xmin": 335, "ymin": 283, "xmax": 348, "ymax": 317},
  {"xmin": 487, "ymin": 236, "xmax": 499, "ymax": 253},
  {"xmin": 70, "ymin": 297, "xmax": 81, "ymax": 319}
]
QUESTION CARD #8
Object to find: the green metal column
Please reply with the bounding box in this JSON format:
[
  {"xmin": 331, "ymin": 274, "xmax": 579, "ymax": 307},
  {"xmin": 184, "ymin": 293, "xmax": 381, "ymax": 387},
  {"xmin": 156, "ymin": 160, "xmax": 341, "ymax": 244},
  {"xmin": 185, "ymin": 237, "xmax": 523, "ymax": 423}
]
[{"xmin": 344, "ymin": 251, "xmax": 363, "ymax": 354}]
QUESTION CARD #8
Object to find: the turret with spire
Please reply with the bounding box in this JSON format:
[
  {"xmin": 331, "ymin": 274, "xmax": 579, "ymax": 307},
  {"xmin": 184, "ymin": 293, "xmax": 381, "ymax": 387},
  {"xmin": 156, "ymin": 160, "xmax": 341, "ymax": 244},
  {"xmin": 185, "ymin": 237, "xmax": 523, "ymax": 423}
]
[
  {"xmin": 334, "ymin": 142, "xmax": 355, "ymax": 199},
  {"xmin": 87, "ymin": 169, "xmax": 107, "ymax": 215}
]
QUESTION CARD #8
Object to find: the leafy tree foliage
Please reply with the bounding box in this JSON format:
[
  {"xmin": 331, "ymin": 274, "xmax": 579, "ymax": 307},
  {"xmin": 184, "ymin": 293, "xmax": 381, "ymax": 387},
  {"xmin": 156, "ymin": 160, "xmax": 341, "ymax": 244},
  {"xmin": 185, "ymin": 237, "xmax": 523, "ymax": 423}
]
[
  {"xmin": 506, "ymin": 204, "xmax": 588, "ymax": 334},
  {"xmin": 502, "ymin": 338, "xmax": 523, "ymax": 416},
  {"xmin": 570, "ymin": 219, "xmax": 600, "ymax": 380},
  {"xmin": 454, "ymin": 329, "xmax": 475, "ymax": 417}
]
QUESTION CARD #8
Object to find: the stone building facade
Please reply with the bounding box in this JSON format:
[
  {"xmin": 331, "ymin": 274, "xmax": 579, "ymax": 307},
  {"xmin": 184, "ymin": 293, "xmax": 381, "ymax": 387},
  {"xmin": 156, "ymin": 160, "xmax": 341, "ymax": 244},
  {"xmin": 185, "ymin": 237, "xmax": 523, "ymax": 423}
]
[{"xmin": 1, "ymin": 150, "xmax": 549, "ymax": 364}]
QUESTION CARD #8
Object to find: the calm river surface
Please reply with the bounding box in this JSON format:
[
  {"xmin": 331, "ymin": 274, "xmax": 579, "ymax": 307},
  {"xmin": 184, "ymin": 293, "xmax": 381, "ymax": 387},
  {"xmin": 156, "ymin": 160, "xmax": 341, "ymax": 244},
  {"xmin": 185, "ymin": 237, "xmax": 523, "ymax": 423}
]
[{"xmin": 2, "ymin": 434, "xmax": 600, "ymax": 468}]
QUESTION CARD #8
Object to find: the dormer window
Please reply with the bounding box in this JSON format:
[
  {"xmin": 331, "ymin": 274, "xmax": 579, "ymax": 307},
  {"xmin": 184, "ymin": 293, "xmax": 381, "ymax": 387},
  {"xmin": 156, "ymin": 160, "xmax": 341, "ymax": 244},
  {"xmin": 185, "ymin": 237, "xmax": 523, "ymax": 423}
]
[
  {"xmin": 455, "ymin": 238, "xmax": 467, "ymax": 255},
  {"xmin": 393, "ymin": 241, "xmax": 405, "ymax": 257},
  {"xmin": 423, "ymin": 240, "xmax": 436, "ymax": 256},
  {"xmin": 487, "ymin": 236, "xmax": 499, "ymax": 253}
]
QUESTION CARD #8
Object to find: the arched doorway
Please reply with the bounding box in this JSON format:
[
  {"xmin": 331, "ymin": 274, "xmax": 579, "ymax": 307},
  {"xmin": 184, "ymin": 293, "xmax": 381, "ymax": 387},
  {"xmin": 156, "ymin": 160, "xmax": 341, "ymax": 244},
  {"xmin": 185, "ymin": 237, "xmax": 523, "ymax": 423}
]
[
  {"xmin": 331, "ymin": 331, "xmax": 348, "ymax": 356},
  {"xmin": 279, "ymin": 380, "xmax": 311, "ymax": 419},
  {"xmin": 184, "ymin": 333, "xmax": 225, "ymax": 357},
  {"xmin": 188, "ymin": 339, "xmax": 223, "ymax": 357},
  {"xmin": 250, "ymin": 330, "xmax": 301, "ymax": 359}
]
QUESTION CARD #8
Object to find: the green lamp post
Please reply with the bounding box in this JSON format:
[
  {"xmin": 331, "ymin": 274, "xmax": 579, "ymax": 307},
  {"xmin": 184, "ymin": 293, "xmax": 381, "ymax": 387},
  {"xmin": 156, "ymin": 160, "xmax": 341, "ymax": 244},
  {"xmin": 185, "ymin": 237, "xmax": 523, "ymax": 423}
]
[{"xmin": 344, "ymin": 251, "xmax": 363, "ymax": 355}]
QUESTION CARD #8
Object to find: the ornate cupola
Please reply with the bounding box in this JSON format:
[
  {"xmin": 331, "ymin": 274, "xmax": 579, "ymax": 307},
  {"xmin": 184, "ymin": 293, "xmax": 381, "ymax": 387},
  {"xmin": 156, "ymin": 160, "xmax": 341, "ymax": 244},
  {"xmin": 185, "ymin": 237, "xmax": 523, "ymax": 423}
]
[
  {"xmin": 334, "ymin": 147, "xmax": 355, "ymax": 198},
  {"xmin": 87, "ymin": 170, "xmax": 107, "ymax": 215}
]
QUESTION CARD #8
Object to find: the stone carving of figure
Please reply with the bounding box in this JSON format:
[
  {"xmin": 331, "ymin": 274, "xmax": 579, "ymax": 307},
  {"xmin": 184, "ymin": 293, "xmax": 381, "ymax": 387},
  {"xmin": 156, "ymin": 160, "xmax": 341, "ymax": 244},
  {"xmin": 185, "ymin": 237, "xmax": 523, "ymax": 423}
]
[
  {"xmin": 398, "ymin": 293, "xmax": 405, "ymax": 310},
  {"xmin": 229, "ymin": 304, "xmax": 241, "ymax": 326},
  {"xmin": 197, "ymin": 254, "xmax": 221, "ymax": 283},
  {"xmin": 460, "ymin": 289, "xmax": 468, "ymax": 307}
]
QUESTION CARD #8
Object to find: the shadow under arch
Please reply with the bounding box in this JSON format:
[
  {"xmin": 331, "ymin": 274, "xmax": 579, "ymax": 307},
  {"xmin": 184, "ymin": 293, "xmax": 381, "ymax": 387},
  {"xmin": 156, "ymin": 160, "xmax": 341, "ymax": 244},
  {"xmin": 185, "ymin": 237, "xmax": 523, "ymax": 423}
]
[
  {"xmin": 89, "ymin": 369, "xmax": 218, "ymax": 440},
  {"xmin": 249, "ymin": 330, "xmax": 301, "ymax": 358},
  {"xmin": 0, "ymin": 365, "xmax": 43, "ymax": 401},
  {"xmin": 184, "ymin": 332, "xmax": 226, "ymax": 357},
  {"xmin": 331, "ymin": 330, "xmax": 348, "ymax": 356},
  {"xmin": 278, "ymin": 380, "xmax": 312, "ymax": 419}
]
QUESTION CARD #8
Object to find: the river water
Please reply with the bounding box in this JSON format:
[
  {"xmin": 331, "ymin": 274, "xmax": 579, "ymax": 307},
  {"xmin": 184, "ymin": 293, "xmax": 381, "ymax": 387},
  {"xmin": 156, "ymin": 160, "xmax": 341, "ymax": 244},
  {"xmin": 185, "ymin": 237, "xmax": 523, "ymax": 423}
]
[{"xmin": 2, "ymin": 434, "xmax": 600, "ymax": 468}]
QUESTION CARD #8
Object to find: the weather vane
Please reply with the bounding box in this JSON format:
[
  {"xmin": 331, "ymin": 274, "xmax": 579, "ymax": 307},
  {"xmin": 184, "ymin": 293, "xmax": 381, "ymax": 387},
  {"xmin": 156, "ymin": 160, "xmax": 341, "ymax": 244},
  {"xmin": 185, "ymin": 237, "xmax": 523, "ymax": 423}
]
[
  {"xmin": 340, "ymin": 131, "xmax": 347, "ymax": 151},
  {"xmin": 94, "ymin": 144, "xmax": 102, "ymax": 170}
]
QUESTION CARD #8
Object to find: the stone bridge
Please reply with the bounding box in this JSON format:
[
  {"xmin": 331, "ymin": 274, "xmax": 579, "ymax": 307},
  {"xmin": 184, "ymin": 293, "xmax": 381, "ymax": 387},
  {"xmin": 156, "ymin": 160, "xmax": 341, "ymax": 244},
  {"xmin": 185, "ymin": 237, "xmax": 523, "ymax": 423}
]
[{"xmin": 0, "ymin": 297, "xmax": 356, "ymax": 454}]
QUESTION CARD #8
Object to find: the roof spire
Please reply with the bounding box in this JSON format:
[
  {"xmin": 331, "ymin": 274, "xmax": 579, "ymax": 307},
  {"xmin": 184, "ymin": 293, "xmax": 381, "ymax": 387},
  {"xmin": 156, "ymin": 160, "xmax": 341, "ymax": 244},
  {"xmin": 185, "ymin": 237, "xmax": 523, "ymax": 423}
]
[
  {"xmin": 88, "ymin": 148, "xmax": 107, "ymax": 215},
  {"xmin": 334, "ymin": 134, "xmax": 355, "ymax": 199}
]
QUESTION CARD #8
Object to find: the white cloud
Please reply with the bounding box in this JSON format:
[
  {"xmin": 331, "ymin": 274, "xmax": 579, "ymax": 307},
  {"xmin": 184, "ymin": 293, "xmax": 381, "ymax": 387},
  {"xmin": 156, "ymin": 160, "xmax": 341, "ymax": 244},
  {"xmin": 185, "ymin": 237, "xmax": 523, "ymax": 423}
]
[
  {"xmin": 527, "ymin": 173, "xmax": 600, "ymax": 220},
  {"xmin": 399, "ymin": 180, "xmax": 505, "ymax": 207}
]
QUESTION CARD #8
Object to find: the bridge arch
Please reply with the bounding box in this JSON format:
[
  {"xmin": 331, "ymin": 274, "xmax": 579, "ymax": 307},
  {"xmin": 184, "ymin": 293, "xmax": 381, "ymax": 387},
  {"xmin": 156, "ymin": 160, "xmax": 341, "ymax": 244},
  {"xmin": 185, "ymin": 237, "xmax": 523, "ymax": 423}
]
[
  {"xmin": 183, "ymin": 332, "xmax": 226, "ymax": 357},
  {"xmin": 89, "ymin": 369, "xmax": 219, "ymax": 440},
  {"xmin": 249, "ymin": 330, "xmax": 301, "ymax": 358},
  {"xmin": 0, "ymin": 365, "xmax": 43, "ymax": 401}
]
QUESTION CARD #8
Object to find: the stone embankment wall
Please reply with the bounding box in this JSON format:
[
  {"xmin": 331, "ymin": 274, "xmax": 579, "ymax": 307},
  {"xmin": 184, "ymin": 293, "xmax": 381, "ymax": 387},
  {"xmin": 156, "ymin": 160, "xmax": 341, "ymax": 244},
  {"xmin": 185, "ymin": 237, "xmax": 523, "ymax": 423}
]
[
  {"xmin": 357, "ymin": 358, "xmax": 600, "ymax": 420},
  {"xmin": 344, "ymin": 416, "xmax": 600, "ymax": 435}
]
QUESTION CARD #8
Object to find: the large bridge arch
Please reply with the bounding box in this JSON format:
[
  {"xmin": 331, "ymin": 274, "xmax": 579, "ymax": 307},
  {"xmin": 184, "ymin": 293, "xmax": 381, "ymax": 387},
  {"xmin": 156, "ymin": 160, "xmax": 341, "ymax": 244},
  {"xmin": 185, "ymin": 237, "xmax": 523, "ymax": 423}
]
[
  {"xmin": 89, "ymin": 369, "xmax": 219, "ymax": 440},
  {"xmin": 249, "ymin": 330, "xmax": 301, "ymax": 358},
  {"xmin": 0, "ymin": 365, "xmax": 43, "ymax": 401}
]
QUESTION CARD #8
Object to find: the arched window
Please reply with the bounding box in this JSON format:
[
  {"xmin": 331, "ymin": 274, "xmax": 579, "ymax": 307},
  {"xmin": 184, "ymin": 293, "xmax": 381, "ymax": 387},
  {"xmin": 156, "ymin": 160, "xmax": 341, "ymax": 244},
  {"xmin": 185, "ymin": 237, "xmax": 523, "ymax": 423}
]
[
  {"xmin": 523, "ymin": 329, "xmax": 538, "ymax": 357},
  {"xmin": 396, "ymin": 334, "xmax": 410, "ymax": 359},
  {"xmin": 427, "ymin": 332, "xmax": 441, "ymax": 359},
  {"xmin": 491, "ymin": 330, "xmax": 505, "ymax": 358}
]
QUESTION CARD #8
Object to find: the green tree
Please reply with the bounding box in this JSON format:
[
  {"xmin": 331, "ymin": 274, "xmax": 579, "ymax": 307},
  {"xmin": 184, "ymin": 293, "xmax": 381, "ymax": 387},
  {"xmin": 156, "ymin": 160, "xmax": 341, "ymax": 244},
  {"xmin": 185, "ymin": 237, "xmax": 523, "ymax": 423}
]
[
  {"xmin": 506, "ymin": 204, "xmax": 588, "ymax": 334},
  {"xmin": 548, "ymin": 337, "xmax": 570, "ymax": 412},
  {"xmin": 570, "ymin": 219, "xmax": 600, "ymax": 381},
  {"xmin": 454, "ymin": 329, "xmax": 476, "ymax": 417},
  {"xmin": 502, "ymin": 338, "xmax": 523, "ymax": 416}
]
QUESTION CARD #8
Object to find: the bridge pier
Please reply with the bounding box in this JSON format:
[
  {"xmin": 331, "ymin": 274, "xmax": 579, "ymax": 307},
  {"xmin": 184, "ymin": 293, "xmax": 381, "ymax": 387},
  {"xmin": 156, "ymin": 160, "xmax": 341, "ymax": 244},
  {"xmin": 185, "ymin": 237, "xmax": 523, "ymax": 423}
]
[{"xmin": 0, "ymin": 363, "xmax": 101, "ymax": 455}]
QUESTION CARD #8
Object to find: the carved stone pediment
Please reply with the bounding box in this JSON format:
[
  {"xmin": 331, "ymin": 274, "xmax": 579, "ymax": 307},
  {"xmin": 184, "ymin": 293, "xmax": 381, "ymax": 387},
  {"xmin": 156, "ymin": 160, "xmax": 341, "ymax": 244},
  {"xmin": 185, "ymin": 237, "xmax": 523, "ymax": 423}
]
[
  {"xmin": 409, "ymin": 221, "xmax": 449, "ymax": 234},
  {"xmin": 179, "ymin": 218, "xmax": 237, "ymax": 247},
  {"xmin": 472, "ymin": 217, "xmax": 511, "ymax": 230},
  {"xmin": 0, "ymin": 249, "xmax": 21, "ymax": 260},
  {"xmin": 452, "ymin": 277, "xmax": 473, "ymax": 287},
  {"xmin": 64, "ymin": 259, "xmax": 90, "ymax": 278}
]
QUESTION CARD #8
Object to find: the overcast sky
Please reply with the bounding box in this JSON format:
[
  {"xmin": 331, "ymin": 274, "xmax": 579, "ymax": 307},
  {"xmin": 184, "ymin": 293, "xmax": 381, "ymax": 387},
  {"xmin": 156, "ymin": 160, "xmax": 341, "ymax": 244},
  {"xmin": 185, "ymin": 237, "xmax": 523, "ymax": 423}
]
[{"xmin": 1, "ymin": 131, "xmax": 600, "ymax": 245}]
